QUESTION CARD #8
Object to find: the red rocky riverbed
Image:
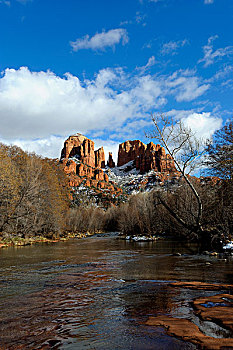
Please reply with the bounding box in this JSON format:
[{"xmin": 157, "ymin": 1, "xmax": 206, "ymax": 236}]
[{"xmin": 0, "ymin": 233, "xmax": 233, "ymax": 349}]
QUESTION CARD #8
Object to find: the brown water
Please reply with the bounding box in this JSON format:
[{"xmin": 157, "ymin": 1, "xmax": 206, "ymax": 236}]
[{"xmin": 0, "ymin": 233, "xmax": 233, "ymax": 349}]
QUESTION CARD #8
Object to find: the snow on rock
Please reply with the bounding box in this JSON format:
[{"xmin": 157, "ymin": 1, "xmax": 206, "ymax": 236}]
[
  {"xmin": 123, "ymin": 235, "xmax": 157, "ymax": 241},
  {"xmin": 104, "ymin": 160, "xmax": 181, "ymax": 195},
  {"xmin": 223, "ymin": 241, "xmax": 233, "ymax": 250},
  {"xmin": 131, "ymin": 236, "xmax": 153, "ymax": 241}
]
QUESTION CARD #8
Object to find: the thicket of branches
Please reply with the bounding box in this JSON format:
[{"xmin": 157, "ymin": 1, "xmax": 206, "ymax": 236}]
[
  {"xmin": 66, "ymin": 207, "xmax": 106, "ymax": 234},
  {"xmin": 0, "ymin": 143, "xmax": 117, "ymax": 238},
  {"xmin": 206, "ymin": 121, "xmax": 233, "ymax": 180},
  {"xmin": 68, "ymin": 174, "xmax": 232, "ymax": 249},
  {"xmin": 114, "ymin": 178, "xmax": 232, "ymax": 245},
  {"xmin": 0, "ymin": 143, "xmax": 70, "ymax": 238}
]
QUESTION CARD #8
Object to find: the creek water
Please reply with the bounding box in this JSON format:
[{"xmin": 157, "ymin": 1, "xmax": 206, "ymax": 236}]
[{"xmin": 0, "ymin": 233, "xmax": 233, "ymax": 349}]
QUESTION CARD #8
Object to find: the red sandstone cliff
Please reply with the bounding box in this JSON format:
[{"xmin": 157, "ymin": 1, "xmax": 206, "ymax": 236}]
[
  {"xmin": 117, "ymin": 140, "xmax": 176, "ymax": 174},
  {"xmin": 107, "ymin": 152, "xmax": 115, "ymax": 168},
  {"xmin": 61, "ymin": 133, "xmax": 106, "ymax": 169},
  {"xmin": 60, "ymin": 134, "xmax": 179, "ymax": 205},
  {"xmin": 61, "ymin": 133, "xmax": 95, "ymax": 167},
  {"xmin": 95, "ymin": 146, "xmax": 105, "ymax": 168},
  {"xmin": 60, "ymin": 134, "xmax": 122, "ymax": 204}
]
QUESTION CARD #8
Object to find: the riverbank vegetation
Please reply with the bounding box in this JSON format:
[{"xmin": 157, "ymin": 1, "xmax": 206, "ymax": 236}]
[
  {"xmin": 143, "ymin": 116, "xmax": 232, "ymax": 249},
  {"xmin": 0, "ymin": 120, "xmax": 232, "ymax": 250},
  {"xmin": 0, "ymin": 144, "xmax": 70, "ymax": 241},
  {"xmin": 69, "ymin": 119, "xmax": 232, "ymax": 250}
]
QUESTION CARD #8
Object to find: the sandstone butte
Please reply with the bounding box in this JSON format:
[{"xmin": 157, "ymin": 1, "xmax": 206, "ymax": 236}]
[
  {"xmin": 117, "ymin": 139, "xmax": 177, "ymax": 174},
  {"xmin": 60, "ymin": 133, "xmax": 179, "ymax": 203},
  {"xmin": 60, "ymin": 133, "xmax": 122, "ymax": 201}
]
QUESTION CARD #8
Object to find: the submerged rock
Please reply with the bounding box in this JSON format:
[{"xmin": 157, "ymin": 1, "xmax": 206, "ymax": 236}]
[
  {"xmin": 193, "ymin": 293, "xmax": 233, "ymax": 332},
  {"xmin": 146, "ymin": 315, "xmax": 233, "ymax": 350},
  {"xmin": 146, "ymin": 281, "xmax": 233, "ymax": 349}
]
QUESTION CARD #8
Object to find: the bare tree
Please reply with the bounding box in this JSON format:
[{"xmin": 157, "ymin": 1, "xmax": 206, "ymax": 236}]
[{"xmin": 146, "ymin": 114, "xmax": 207, "ymax": 242}]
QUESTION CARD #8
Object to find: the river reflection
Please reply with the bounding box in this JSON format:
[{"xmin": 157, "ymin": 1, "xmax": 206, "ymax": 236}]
[{"xmin": 0, "ymin": 233, "xmax": 233, "ymax": 349}]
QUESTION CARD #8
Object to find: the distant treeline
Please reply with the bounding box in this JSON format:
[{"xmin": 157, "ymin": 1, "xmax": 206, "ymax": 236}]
[{"xmin": 68, "ymin": 178, "xmax": 232, "ymax": 249}]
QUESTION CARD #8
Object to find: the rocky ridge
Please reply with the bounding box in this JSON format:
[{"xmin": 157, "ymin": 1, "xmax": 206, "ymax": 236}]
[
  {"xmin": 106, "ymin": 162, "xmax": 181, "ymax": 195},
  {"xmin": 118, "ymin": 140, "xmax": 176, "ymax": 174},
  {"xmin": 60, "ymin": 134, "xmax": 124, "ymax": 206},
  {"xmin": 60, "ymin": 133, "xmax": 179, "ymax": 206}
]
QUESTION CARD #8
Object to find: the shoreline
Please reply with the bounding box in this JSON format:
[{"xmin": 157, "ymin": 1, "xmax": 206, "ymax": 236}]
[{"xmin": 0, "ymin": 231, "xmax": 100, "ymax": 249}]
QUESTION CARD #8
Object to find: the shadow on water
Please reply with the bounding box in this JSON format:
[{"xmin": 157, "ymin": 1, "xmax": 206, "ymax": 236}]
[{"xmin": 0, "ymin": 233, "xmax": 232, "ymax": 349}]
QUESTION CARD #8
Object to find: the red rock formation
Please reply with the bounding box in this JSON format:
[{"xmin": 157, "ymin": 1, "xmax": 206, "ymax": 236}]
[
  {"xmin": 61, "ymin": 133, "xmax": 95, "ymax": 167},
  {"xmin": 117, "ymin": 140, "xmax": 176, "ymax": 174},
  {"xmin": 118, "ymin": 140, "xmax": 145, "ymax": 167},
  {"xmin": 60, "ymin": 133, "xmax": 122, "ymax": 205},
  {"xmin": 107, "ymin": 152, "xmax": 115, "ymax": 168},
  {"xmin": 95, "ymin": 147, "xmax": 105, "ymax": 168},
  {"xmin": 63, "ymin": 159, "xmax": 77, "ymax": 175}
]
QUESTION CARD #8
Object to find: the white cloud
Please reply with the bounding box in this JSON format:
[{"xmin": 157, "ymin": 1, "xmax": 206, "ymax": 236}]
[
  {"xmin": 129, "ymin": 75, "xmax": 165, "ymax": 107},
  {"xmin": 182, "ymin": 112, "xmax": 222, "ymax": 141},
  {"xmin": 0, "ymin": 67, "xmax": 133, "ymax": 140},
  {"xmin": 146, "ymin": 56, "xmax": 156, "ymax": 67},
  {"xmin": 199, "ymin": 35, "xmax": 233, "ymax": 67},
  {"xmin": 221, "ymin": 79, "xmax": 233, "ymax": 90},
  {"xmin": 136, "ymin": 56, "xmax": 156, "ymax": 73},
  {"xmin": 0, "ymin": 66, "xmax": 210, "ymax": 158},
  {"xmin": 166, "ymin": 110, "xmax": 222, "ymax": 142},
  {"xmin": 208, "ymin": 65, "xmax": 233, "ymax": 83},
  {"xmin": 70, "ymin": 28, "xmax": 129, "ymax": 52},
  {"xmin": 166, "ymin": 109, "xmax": 196, "ymax": 120},
  {"xmin": 160, "ymin": 39, "xmax": 188, "ymax": 56},
  {"xmin": 167, "ymin": 111, "xmax": 222, "ymax": 174},
  {"xmin": 166, "ymin": 70, "xmax": 210, "ymax": 102},
  {"xmin": 204, "ymin": 0, "xmax": 214, "ymax": 4},
  {"xmin": 0, "ymin": 135, "xmax": 65, "ymax": 159}
]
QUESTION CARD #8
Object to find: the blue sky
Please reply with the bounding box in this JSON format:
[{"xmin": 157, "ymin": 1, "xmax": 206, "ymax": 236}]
[{"xmin": 0, "ymin": 0, "xmax": 232, "ymax": 161}]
